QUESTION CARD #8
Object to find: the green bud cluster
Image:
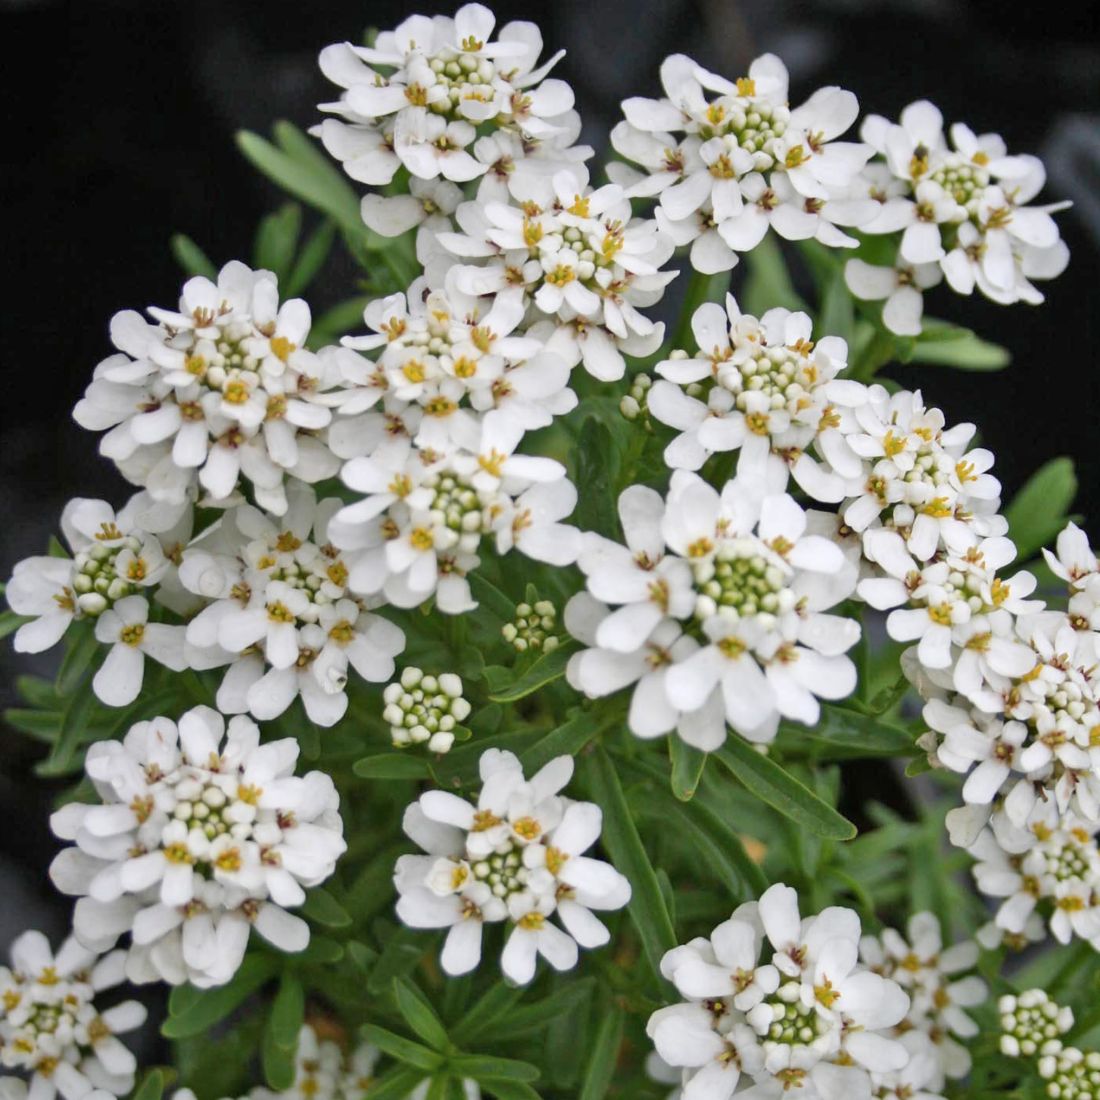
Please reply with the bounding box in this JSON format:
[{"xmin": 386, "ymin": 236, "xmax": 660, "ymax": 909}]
[{"xmin": 503, "ymin": 598, "xmax": 560, "ymax": 653}]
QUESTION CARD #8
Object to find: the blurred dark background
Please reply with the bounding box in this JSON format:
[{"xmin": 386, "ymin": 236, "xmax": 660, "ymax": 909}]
[{"xmin": 0, "ymin": 0, "xmax": 1097, "ymax": 973}]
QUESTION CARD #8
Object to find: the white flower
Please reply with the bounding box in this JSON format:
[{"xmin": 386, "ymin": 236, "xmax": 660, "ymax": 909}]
[
  {"xmin": 860, "ymin": 911, "xmax": 987, "ymax": 1083},
  {"xmin": 49, "ymin": 706, "xmax": 346, "ymax": 987},
  {"xmin": 647, "ymin": 294, "xmax": 854, "ymax": 502},
  {"xmin": 844, "ymin": 257, "xmax": 942, "ymax": 337},
  {"xmin": 72, "ymin": 262, "xmax": 341, "ymax": 516},
  {"xmin": 570, "ymin": 475, "xmax": 860, "ymax": 747},
  {"xmin": 383, "ymin": 667, "xmax": 472, "ymax": 752},
  {"xmin": 180, "ymin": 483, "xmax": 405, "ymax": 727},
  {"xmin": 649, "ymin": 883, "xmax": 909, "ymax": 1099},
  {"xmin": 0, "ymin": 931, "xmax": 145, "ymax": 1100},
  {"xmin": 968, "ymin": 807, "xmax": 1100, "ymax": 949},
  {"xmin": 92, "ymin": 594, "xmax": 186, "ymax": 707},
  {"xmin": 5, "ymin": 494, "xmax": 186, "ymax": 655},
  {"xmin": 438, "ymin": 170, "xmax": 675, "ymax": 381},
  {"xmin": 613, "ymin": 53, "xmax": 871, "ymax": 270},
  {"xmin": 394, "ymin": 749, "xmax": 629, "ymax": 984},
  {"xmin": 315, "ymin": 4, "xmax": 575, "ymax": 188}
]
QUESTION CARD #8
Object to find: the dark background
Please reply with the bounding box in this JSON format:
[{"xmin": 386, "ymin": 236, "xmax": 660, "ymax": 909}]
[{"xmin": 0, "ymin": 0, "xmax": 1096, "ymax": 992}]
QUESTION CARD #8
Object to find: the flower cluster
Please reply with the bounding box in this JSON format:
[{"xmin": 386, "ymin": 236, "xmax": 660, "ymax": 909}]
[
  {"xmin": 648, "ymin": 883, "xmax": 911, "ymax": 1098},
  {"xmin": 1000, "ymin": 991, "xmax": 1100, "ymax": 1099},
  {"xmin": 610, "ymin": 53, "xmax": 874, "ymax": 273},
  {"xmin": 501, "ymin": 595, "xmax": 559, "ymax": 653},
  {"xmin": 394, "ymin": 748, "xmax": 630, "ymax": 984},
  {"xmin": 383, "ymin": 667, "xmax": 471, "ymax": 752},
  {"xmin": 567, "ymin": 472, "xmax": 861, "ymax": 749},
  {"xmin": 846, "ymin": 101, "xmax": 1070, "ymax": 334},
  {"xmin": 5, "ymin": 496, "xmax": 190, "ymax": 707},
  {"xmin": 315, "ymin": 3, "xmax": 583, "ymax": 195},
  {"xmin": 0, "ymin": 931, "xmax": 145, "ymax": 1100},
  {"xmin": 48, "ymin": 707, "xmax": 346, "ymax": 988},
  {"xmin": 860, "ymin": 911, "xmax": 987, "ymax": 1088},
  {"xmin": 179, "ymin": 483, "xmax": 405, "ymax": 727},
  {"xmin": 73, "ymin": 262, "xmax": 347, "ymax": 518}
]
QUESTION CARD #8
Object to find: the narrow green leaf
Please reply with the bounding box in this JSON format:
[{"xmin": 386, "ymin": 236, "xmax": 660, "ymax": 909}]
[
  {"xmin": 572, "ymin": 418, "xmax": 616, "ymax": 539},
  {"xmin": 56, "ymin": 624, "xmax": 101, "ymax": 697},
  {"xmin": 16, "ymin": 675, "xmax": 58, "ymax": 708},
  {"xmin": 682, "ymin": 790, "xmax": 769, "ymax": 897},
  {"xmin": 393, "ymin": 978, "xmax": 450, "ymax": 1051},
  {"xmin": 254, "ymin": 203, "xmax": 302, "ymax": 280},
  {"xmin": 586, "ymin": 748, "xmax": 677, "ymax": 981},
  {"xmin": 485, "ymin": 640, "xmax": 578, "ymax": 703},
  {"xmin": 170, "ymin": 234, "xmax": 218, "ymax": 279},
  {"xmin": 450, "ymin": 1055, "xmax": 540, "ymax": 1083},
  {"xmin": 478, "ymin": 1083, "xmax": 542, "ymax": 1100},
  {"xmin": 668, "ymin": 738, "xmax": 706, "ymax": 801},
  {"xmin": 742, "ymin": 235, "xmax": 806, "ymax": 316},
  {"xmin": 132, "ymin": 1069, "xmax": 167, "ymax": 1100},
  {"xmin": 909, "ymin": 328, "xmax": 1010, "ymax": 370},
  {"xmin": 5, "ymin": 709, "xmax": 62, "ymax": 741},
  {"xmin": 817, "ymin": 267, "xmax": 855, "ymax": 347},
  {"xmin": 577, "ymin": 1004, "xmax": 623, "ymax": 1100},
  {"xmin": 285, "ymin": 220, "xmax": 337, "ymax": 297},
  {"xmin": 520, "ymin": 710, "xmax": 601, "ymax": 774},
  {"xmin": 366, "ymin": 930, "xmax": 424, "ymax": 995},
  {"xmin": 0, "ymin": 608, "xmax": 30, "ymax": 642},
  {"xmin": 353, "ymin": 754, "xmax": 432, "ymax": 780},
  {"xmin": 300, "ymin": 887, "xmax": 352, "ymax": 928},
  {"xmin": 450, "ymin": 982, "xmax": 524, "ymax": 1045},
  {"xmin": 167, "ymin": 984, "xmax": 204, "ymax": 1019},
  {"xmin": 161, "ymin": 955, "xmax": 277, "ymax": 1038},
  {"xmin": 468, "ymin": 571, "xmax": 518, "ymax": 622},
  {"xmin": 309, "ymin": 297, "xmax": 370, "ymax": 348},
  {"xmin": 486, "ymin": 979, "xmax": 595, "ymax": 1042},
  {"xmin": 262, "ymin": 1018, "xmax": 297, "ymax": 1090},
  {"xmin": 793, "ymin": 704, "xmax": 915, "ymax": 757},
  {"xmin": 43, "ymin": 676, "xmax": 98, "ymax": 775},
  {"xmin": 236, "ymin": 130, "xmax": 361, "ymax": 233},
  {"xmin": 360, "ymin": 1025, "xmax": 444, "ymax": 1072},
  {"xmin": 1005, "ymin": 457, "xmax": 1077, "ymax": 562},
  {"xmin": 268, "ymin": 974, "xmax": 305, "ymax": 1049},
  {"xmin": 714, "ymin": 738, "xmax": 857, "ymax": 840},
  {"xmin": 357, "ymin": 1068, "xmax": 425, "ymax": 1100}
]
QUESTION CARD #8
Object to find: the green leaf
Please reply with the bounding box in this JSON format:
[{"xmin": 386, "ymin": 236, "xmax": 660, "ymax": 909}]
[
  {"xmin": 742, "ymin": 235, "xmax": 806, "ymax": 316},
  {"xmin": 1005, "ymin": 457, "xmax": 1077, "ymax": 562},
  {"xmin": 714, "ymin": 738, "xmax": 857, "ymax": 840},
  {"xmin": 355, "ymin": 1067, "xmax": 425, "ymax": 1100},
  {"xmin": 161, "ymin": 956, "xmax": 278, "ymax": 1038},
  {"xmin": 487, "ymin": 979, "xmax": 595, "ymax": 1042},
  {"xmin": 42, "ymin": 675, "xmax": 98, "ymax": 776},
  {"xmin": 668, "ymin": 738, "xmax": 706, "ymax": 801},
  {"xmin": 586, "ymin": 747, "xmax": 677, "ymax": 982},
  {"xmin": 572, "ymin": 418, "xmax": 617, "ymax": 539},
  {"xmin": 909, "ymin": 325, "xmax": 1010, "ymax": 370},
  {"xmin": 366, "ymin": 929, "xmax": 424, "ymax": 995},
  {"xmin": 268, "ymin": 974, "xmax": 305, "ymax": 1050},
  {"xmin": 485, "ymin": 640, "xmax": 578, "ymax": 703},
  {"xmin": 793, "ymin": 704, "xmax": 915, "ymax": 757},
  {"xmin": 393, "ymin": 978, "xmax": 450, "ymax": 1051},
  {"xmin": 681, "ymin": 789, "xmax": 769, "ymax": 897},
  {"xmin": 360, "ymin": 1025, "xmax": 444, "ymax": 1072},
  {"xmin": 170, "ymin": 234, "xmax": 218, "ymax": 279},
  {"xmin": 262, "ymin": 1017, "xmax": 297, "ymax": 1091},
  {"xmin": 300, "ymin": 886, "xmax": 352, "ymax": 928},
  {"xmin": 577, "ymin": 1004, "xmax": 623, "ymax": 1100},
  {"xmin": 817, "ymin": 267, "xmax": 855, "ymax": 347},
  {"xmin": 254, "ymin": 203, "xmax": 302, "ymax": 280},
  {"xmin": 237, "ymin": 129, "xmax": 361, "ymax": 234},
  {"xmin": 284, "ymin": 220, "xmax": 337, "ymax": 297},
  {"xmin": 0, "ymin": 608, "xmax": 30, "ymax": 642},
  {"xmin": 468, "ymin": 572, "xmax": 518, "ymax": 622},
  {"xmin": 450, "ymin": 983, "xmax": 524, "ymax": 1045},
  {"xmin": 309, "ymin": 297, "xmax": 370, "ymax": 347},
  {"xmin": 520, "ymin": 710, "xmax": 602, "ymax": 774},
  {"xmin": 4, "ymin": 708, "xmax": 62, "ymax": 742},
  {"xmin": 132, "ymin": 1069, "xmax": 167, "ymax": 1100},
  {"xmin": 56, "ymin": 623, "xmax": 101, "ymax": 697},
  {"xmin": 450, "ymin": 1055, "xmax": 540, "ymax": 1083},
  {"xmin": 478, "ymin": 1083, "xmax": 542, "ymax": 1100},
  {"xmin": 353, "ymin": 754, "xmax": 432, "ymax": 780}
]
